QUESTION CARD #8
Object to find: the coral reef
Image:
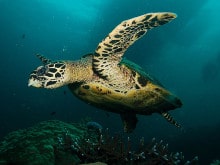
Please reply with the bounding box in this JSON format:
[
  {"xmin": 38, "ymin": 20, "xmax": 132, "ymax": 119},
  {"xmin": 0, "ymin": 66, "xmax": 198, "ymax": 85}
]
[
  {"xmin": 210, "ymin": 160, "xmax": 220, "ymax": 165},
  {"xmin": 80, "ymin": 163, "xmax": 107, "ymax": 165},
  {"xmin": 0, "ymin": 120, "xmax": 85, "ymax": 165},
  {"xmin": 70, "ymin": 129, "xmax": 198, "ymax": 165},
  {"xmin": 0, "ymin": 120, "xmax": 198, "ymax": 165}
]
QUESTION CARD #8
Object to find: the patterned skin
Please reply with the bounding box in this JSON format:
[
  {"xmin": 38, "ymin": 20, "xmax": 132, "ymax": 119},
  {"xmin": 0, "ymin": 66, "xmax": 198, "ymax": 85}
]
[{"xmin": 28, "ymin": 12, "xmax": 182, "ymax": 133}]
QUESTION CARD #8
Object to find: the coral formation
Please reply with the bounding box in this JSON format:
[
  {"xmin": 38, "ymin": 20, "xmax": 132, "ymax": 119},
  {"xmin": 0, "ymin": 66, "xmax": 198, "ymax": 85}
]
[
  {"xmin": 70, "ymin": 129, "xmax": 198, "ymax": 165},
  {"xmin": 210, "ymin": 160, "xmax": 220, "ymax": 165},
  {"xmin": 0, "ymin": 120, "xmax": 198, "ymax": 165},
  {"xmin": 0, "ymin": 120, "xmax": 85, "ymax": 165}
]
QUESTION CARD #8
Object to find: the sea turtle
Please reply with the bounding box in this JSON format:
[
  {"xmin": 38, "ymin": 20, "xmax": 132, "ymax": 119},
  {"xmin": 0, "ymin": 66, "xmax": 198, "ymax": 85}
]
[{"xmin": 28, "ymin": 12, "xmax": 182, "ymax": 133}]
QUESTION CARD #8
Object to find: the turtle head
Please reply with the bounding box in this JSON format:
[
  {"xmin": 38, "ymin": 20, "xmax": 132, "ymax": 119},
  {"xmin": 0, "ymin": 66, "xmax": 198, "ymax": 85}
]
[{"xmin": 28, "ymin": 62, "xmax": 68, "ymax": 89}]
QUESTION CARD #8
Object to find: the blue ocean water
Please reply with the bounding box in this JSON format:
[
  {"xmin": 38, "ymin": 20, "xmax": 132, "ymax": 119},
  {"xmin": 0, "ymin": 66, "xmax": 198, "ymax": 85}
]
[{"xmin": 0, "ymin": 0, "xmax": 220, "ymax": 164}]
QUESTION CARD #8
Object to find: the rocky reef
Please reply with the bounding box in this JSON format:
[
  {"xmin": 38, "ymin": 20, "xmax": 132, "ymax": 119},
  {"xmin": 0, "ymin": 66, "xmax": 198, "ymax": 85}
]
[{"xmin": 0, "ymin": 120, "xmax": 198, "ymax": 165}]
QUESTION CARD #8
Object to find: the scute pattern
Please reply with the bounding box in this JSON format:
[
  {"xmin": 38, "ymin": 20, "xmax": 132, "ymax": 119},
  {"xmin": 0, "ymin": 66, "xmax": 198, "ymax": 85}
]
[
  {"xmin": 93, "ymin": 12, "xmax": 177, "ymax": 79},
  {"xmin": 29, "ymin": 60, "xmax": 66, "ymax": 88},
  {"xmin": 43, "ymin": 62, "xmax": 66, "ymax": 87}
]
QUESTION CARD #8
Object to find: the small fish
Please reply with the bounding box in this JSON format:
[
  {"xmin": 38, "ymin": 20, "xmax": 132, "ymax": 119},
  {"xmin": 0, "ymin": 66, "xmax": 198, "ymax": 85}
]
[
  {"xmin": 87, "ymin": 121, "xmax": 103, "ymax": 132},
  {"xmin": 22, "ymin": 34, "xmax": 26, "ymax": 39},
  {"xmin": 50, "ymin": 111, "xmax": 56, "ymax": 116}
]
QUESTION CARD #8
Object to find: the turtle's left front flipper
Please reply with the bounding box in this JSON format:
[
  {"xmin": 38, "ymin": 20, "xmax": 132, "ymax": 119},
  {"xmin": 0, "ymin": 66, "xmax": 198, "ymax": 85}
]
[
  {"xmin": 93, "ymin": 12, "xmax": 177, "ymax": 79},
  {"xmin": 36, "ymin": 54, "xmax": 52, "ymax": 65},
  {"xmin": 120, "ymin": 112, "xmax": 138, "ymax": 133}
]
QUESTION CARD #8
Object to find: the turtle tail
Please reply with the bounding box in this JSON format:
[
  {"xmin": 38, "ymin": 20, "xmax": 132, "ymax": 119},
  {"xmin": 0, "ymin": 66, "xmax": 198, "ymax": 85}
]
[{"xmin": 161, "ymin": 112, "xmax": 181, "ymax": 128}]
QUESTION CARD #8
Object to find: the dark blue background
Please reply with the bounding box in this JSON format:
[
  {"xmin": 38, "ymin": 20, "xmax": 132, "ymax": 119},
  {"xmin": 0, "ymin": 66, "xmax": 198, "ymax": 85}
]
[{"xmin": 0, "ymin": 0, "xmax": 219, "ymax": 164}]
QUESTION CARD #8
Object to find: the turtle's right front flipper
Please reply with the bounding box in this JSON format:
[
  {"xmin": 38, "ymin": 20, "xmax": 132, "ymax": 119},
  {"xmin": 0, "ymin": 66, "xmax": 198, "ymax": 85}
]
[{"xmin": 93, "ymin": 12, "xmax": 177, "ymax": 79}]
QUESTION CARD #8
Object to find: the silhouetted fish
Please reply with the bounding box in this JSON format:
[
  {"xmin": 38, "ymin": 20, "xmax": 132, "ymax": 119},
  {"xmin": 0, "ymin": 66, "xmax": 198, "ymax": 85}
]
[
  {"xmin": 87, "ymin": 121, "xmax": 103, "ymax": 132},
  {"xmin": 50, "ymin": 111, "xmax": 56, "ymax": 116},
  {"xmin": 22, "ymin": 34, "xmax": 25, "ymax": 39}
]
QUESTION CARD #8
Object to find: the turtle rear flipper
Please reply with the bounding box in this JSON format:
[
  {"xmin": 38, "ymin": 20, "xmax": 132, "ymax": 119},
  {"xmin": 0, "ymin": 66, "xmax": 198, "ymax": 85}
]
[
  {"xmin": 161, "ymin": 112, "xmax": 181, "ymax": 128},
  {"xmin": 93, "ymin": 12, "xmax": 177, "ymax": 79}
]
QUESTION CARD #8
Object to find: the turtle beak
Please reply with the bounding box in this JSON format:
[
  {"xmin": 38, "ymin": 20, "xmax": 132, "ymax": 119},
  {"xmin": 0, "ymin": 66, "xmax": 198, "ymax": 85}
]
[{"xmin": 28, "ymin": 78, "xmax": 42, "ymax": 88}]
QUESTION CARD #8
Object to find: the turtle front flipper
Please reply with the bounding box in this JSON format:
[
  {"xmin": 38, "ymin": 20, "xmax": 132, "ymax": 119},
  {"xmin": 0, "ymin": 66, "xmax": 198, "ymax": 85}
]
[
  {"xmin": 93, "ymin": 12, "xmax": 177, "ymax": 79},
  {"xmin": 36, "ymin": 54, "xmax": 52, "ymax": 65},
  {"xmin": 120, "ymin": 112, "xmax": 138, "ymax": 133}
]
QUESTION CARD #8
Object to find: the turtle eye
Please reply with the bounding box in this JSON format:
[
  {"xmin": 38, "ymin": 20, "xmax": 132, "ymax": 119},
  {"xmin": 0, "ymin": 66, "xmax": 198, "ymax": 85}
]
[{"xmin": 37, "ymin": 66, "xmax": 48, "ymax": 76}]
